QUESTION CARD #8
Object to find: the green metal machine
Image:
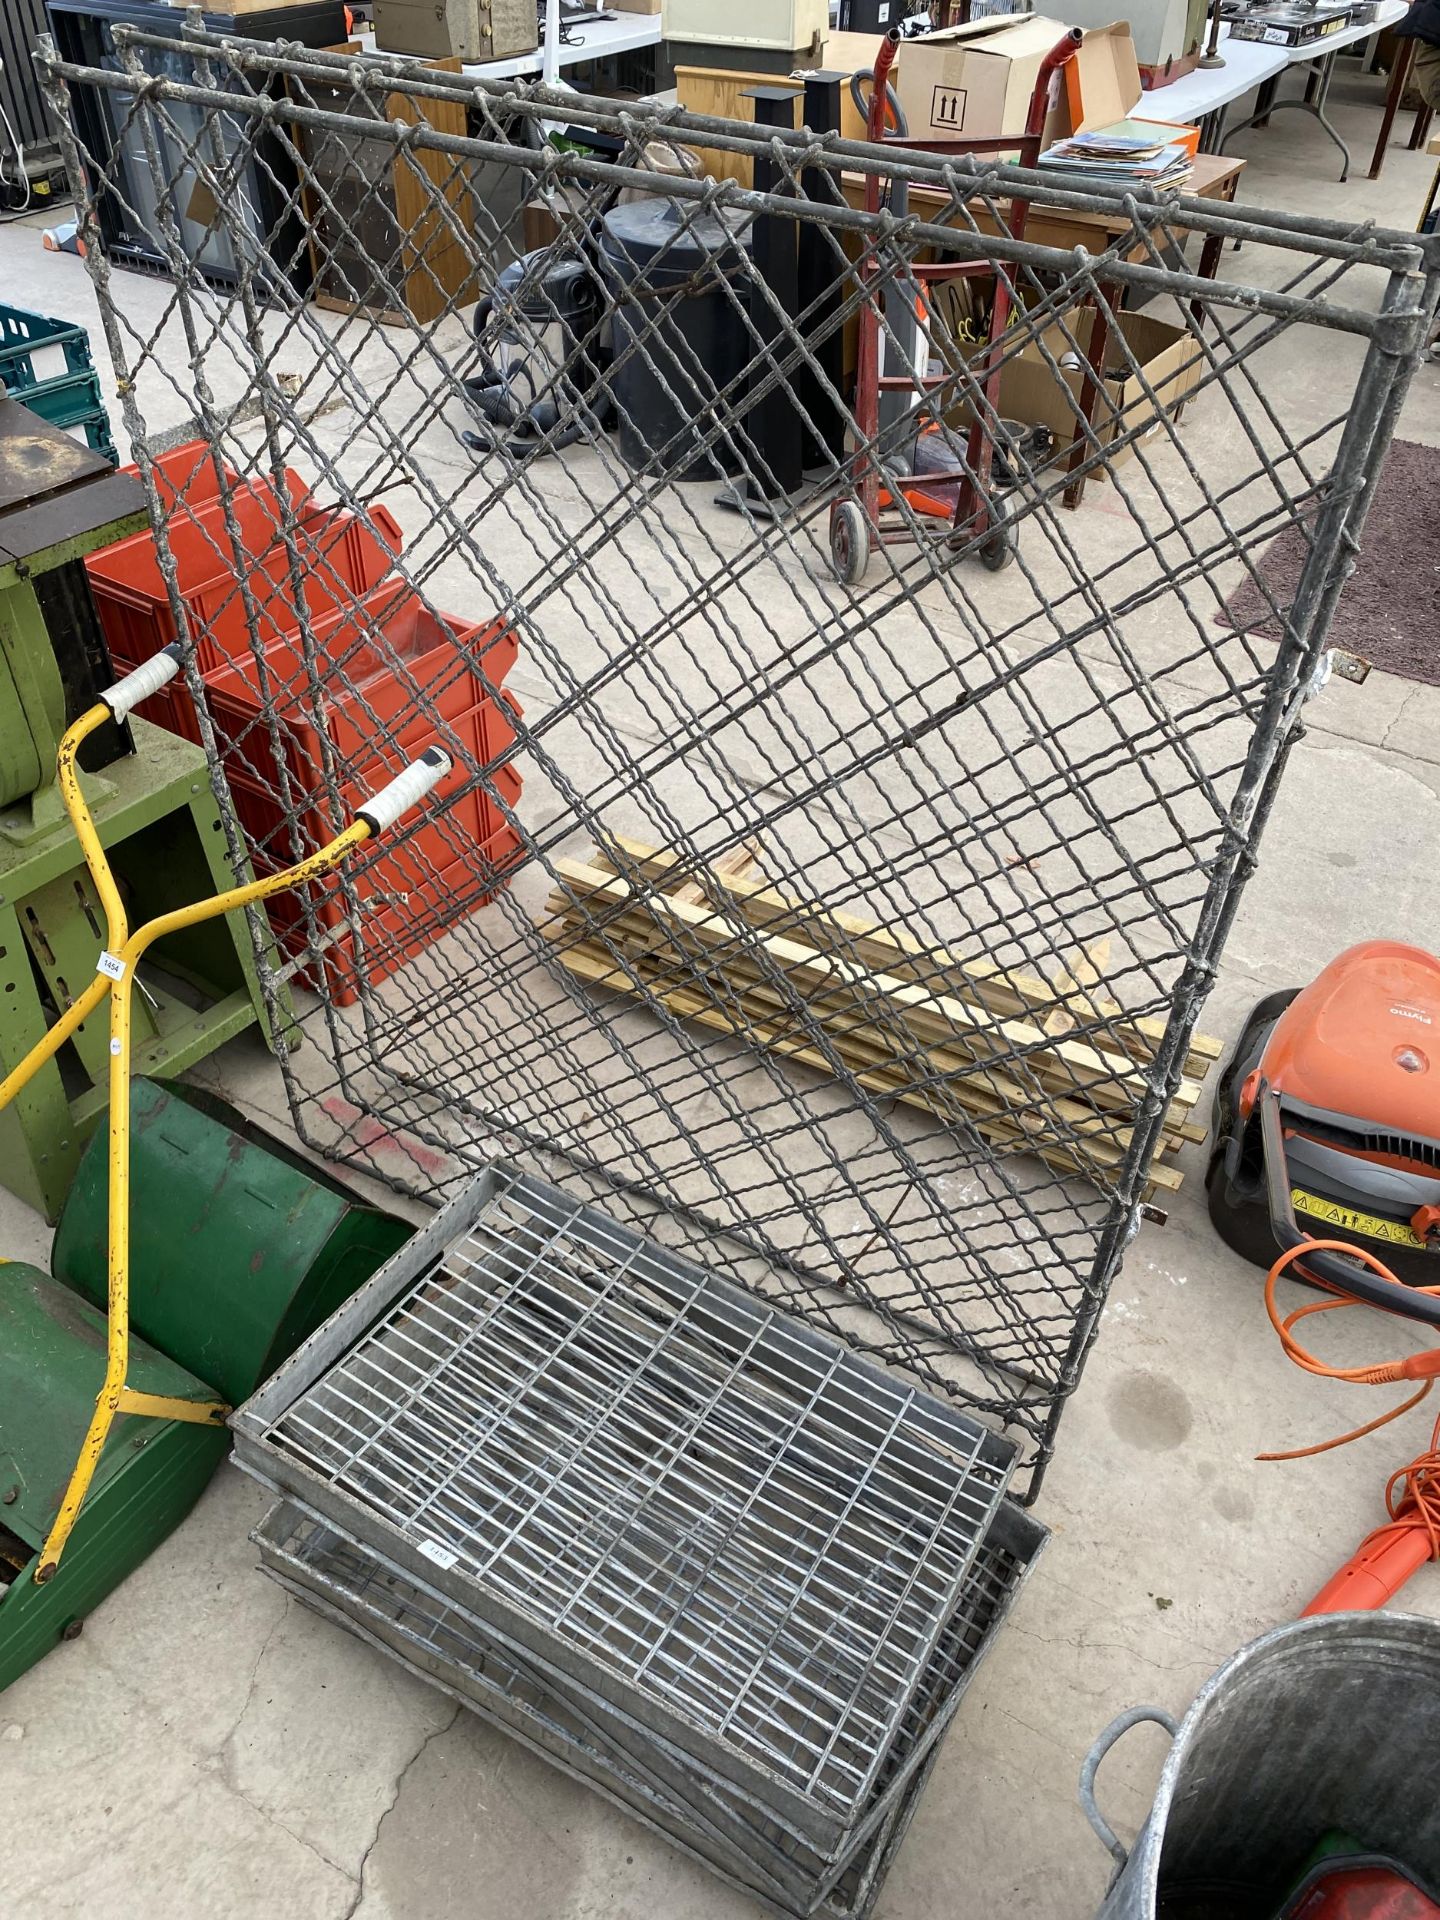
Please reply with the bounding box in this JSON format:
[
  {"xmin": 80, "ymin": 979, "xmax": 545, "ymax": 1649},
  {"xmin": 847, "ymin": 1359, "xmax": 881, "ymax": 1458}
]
[
  {"xmin": 0, "ymin": 399, "xmax": 286, "ymax": 1220},
  {"xmin": 0, "ymin": 1077, "xmax": 412, "ymax": 1691}
]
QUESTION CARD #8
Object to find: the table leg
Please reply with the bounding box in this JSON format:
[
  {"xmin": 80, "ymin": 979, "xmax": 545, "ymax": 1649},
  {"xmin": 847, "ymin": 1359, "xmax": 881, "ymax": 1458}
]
[
  {"xmin": 1254, "ymin": 75, "xmax": 1279, "ymax": 129},
  {"xmin": 1203, "ymin": 104, "xmax": 1229, "ymax": 153},
  {"xmin": 1220, "ymin": 57, "xmax": 1351, "ymax": 182},
  {"xmin": 1410, "ymin": 105, "xmax": 1435, "ymax": 150},
  {"xmin": 1421, "ymin": 157, "xmax": 1440, "ymax": 231},
  {"xmin": 1192, "ymin": 231, "xmax": 1226, "ymax": 328},
  {"xmin": 1369, "ymin": 35, "xmax": 1416, "ymax": 178},
  {"xmin": 1310, "ymin": 51, "xmax": 1352, "ymax": 181}
]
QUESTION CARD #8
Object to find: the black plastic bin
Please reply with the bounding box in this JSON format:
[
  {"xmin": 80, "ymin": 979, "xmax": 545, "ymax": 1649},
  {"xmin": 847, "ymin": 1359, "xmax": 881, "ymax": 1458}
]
[{"xmin": 598, "ymin": 199, "xmax": 754, "ymax": 482}]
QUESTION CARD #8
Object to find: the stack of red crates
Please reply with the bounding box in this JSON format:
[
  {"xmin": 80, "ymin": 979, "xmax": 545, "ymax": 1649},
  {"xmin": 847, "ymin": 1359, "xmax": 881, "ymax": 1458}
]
[{"xmin": 84, "ymin": 443, "xmax": 523, "ymax": 1005}]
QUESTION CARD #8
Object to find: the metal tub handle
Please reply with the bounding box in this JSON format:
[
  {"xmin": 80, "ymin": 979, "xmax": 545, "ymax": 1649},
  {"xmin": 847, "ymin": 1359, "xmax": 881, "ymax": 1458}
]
[{"xmin": 1078, "ymin": 1705, "xmax": 1180, "ymax": 1869}]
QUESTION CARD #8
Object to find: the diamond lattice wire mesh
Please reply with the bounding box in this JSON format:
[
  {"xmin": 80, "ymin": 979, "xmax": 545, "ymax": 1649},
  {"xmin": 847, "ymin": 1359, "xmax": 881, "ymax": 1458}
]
[{"xmin": 38, "ymin": 25, "xmax": 1438, "ymax": 1497}]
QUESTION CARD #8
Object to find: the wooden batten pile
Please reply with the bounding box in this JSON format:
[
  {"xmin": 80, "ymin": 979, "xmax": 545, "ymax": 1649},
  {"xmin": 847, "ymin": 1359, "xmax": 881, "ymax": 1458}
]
[{"xmin": 544, "ymin": 836, "xmax": 1220, "ymax": 1208}]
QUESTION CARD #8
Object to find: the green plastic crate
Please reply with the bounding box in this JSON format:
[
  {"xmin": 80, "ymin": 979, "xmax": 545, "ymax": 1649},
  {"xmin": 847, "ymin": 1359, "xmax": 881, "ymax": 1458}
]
[{"xmin": 0, "ymin": 302, "xmax": 118, "ymax": 465}]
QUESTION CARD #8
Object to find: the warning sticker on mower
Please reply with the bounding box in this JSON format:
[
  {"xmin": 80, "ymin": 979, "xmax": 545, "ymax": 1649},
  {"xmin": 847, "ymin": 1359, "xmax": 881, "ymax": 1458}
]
[{"xmin": 1291, "ymin": 1187, "xmax": 1425, "ymax": 1248}]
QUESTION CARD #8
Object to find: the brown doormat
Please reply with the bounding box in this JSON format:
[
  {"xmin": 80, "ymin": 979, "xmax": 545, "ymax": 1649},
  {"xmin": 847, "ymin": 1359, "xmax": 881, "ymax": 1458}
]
[{"xmin": 1221, "ymin": 437, "xmax": 1440, "ymax": 687}]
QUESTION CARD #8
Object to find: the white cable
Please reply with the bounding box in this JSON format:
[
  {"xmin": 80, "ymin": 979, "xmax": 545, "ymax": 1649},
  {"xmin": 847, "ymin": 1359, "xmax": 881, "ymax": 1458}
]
[{"xmin": 0, "ymin": 66, "xmax": 31, "ymax": 215}]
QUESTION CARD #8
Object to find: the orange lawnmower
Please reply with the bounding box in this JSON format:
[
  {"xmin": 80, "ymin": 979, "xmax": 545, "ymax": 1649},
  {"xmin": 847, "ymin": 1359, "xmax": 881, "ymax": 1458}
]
[
  {"xmin": 1208, "ymin": 941, "xmax": 1440, "ymax": 1612},
  {"xmin": 828, "ymin": 24, "xmax": 1082, "ymax": 584}
]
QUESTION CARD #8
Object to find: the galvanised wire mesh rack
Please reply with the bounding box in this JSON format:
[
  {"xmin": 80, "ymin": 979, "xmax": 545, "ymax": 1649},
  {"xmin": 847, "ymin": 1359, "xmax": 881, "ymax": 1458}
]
[
  {"xmin": 36, "ymin": 22, "xmax": 1440, "ymax": 1497},
  {"xmin": 34, "ymin": 19, "xmax": 1440, "ymax": 1907},
  {"xmin": 233, "ymin": 1164, "xmax": 1017, "ymax": 1849}
]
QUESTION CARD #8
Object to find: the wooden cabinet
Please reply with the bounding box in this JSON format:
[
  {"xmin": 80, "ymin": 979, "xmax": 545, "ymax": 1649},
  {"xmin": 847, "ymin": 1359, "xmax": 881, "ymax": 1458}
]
[{"xmin": 297, "ymin": 57, "xmax": 479, "ymax": 326}]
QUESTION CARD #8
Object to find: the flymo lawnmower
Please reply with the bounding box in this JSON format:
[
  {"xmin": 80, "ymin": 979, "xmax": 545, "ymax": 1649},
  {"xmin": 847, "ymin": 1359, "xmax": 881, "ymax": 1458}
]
[
  {"xmin": 1208, "ymin": 939, "xmax": 1440, "ymax": 1307},
  {"xmin": 0, "ymin": 643, "xmax": 451, "ymax": 1689},
  {"xmin": 1208, "ymin": 940, "xmax": 1440, "ymax": 1614}
]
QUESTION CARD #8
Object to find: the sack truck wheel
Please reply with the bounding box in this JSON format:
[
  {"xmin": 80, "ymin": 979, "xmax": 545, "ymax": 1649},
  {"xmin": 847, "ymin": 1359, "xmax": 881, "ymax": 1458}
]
[
  {"xmin": 978, "ymin": 496, "xmax": 1017, "ymax": 574},
  {"xmin": 830, "ymin": 501, "xmax": 869, "ymax": 585}
]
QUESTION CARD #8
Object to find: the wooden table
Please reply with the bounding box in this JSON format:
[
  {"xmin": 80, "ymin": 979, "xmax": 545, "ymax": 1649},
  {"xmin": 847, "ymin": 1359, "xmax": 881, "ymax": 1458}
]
[{"xmin": 843, "ymin": 153, "xmax": 1244, "ymax": 260}]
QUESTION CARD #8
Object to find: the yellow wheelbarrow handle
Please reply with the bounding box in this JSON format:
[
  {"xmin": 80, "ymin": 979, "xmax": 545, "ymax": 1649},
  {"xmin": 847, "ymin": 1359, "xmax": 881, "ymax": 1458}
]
[{"xmin": 0, "ymin": 645, "xmax": 453, "ymax": 1582}]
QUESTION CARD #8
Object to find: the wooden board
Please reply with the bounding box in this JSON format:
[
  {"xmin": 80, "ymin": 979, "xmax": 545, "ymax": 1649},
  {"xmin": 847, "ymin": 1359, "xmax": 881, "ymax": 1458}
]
[
  {"xmin": 550, "ymin": 874, "xmax": 1200, "ymax": 1147},
  {"xmin": 592, "ymin": 835, "xmax": 1220, "ymax": 1080},
  {"xmin": 294, "ymin": 56, "xmax": 479, "ymax": 329},
  {"xmin": 390, "ymin": 62, "xmax": 480, "ymax": 327},
  {"xmin": 674, "ymin": 66, "xmax": 801, "ymax": 187},
  {"xmin": 545, "ymin": 840, "xmax": 1219, "ymax": 1206},
  {"xmin": 553, "ymin": 861, "xmax": 1165, "ymax": 1108},
  {"xmin": 555, "ymin": 940, "xmax": 1182, "ymax": 1196},
  {"xmin": 673, "ymin": 46, "xmax": 891, "ymax": 189}
]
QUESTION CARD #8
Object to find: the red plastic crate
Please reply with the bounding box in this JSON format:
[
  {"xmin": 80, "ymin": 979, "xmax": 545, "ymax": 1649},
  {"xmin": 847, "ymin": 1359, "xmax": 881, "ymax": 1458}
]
[
  {"xmin": 216, "ymin": 687, "xmax": 523, "ymax": 867},
  {"xmin": 204, "ymin": 586, "xmax": 520, "ymax": 827},
  {"xmin": 203, "ymin": 587, "xmax": 524, "ymax": 1006},
  {"xmin": 183, "ymin": 505, "xmax": 405, "ymax": 671},
  {"xmin": 88, "ymin": 501, "xmax": 404, "ymax": 741},
  {"xmin": 90, "ymin": 468, "xmax": 313, "ymax": 619},
  {"xmin": 203, "ymin": 579, "xmax": 518, "ymax": 735},
  {"xmin": 258, "ymin": 811, "xmax": 525, "ymax": 1008},
  {"xmin": 129, "ymin": 441, "xmax": 255, "ymax": 516},
  {"xmin": 227, "ymin": 685, "xmax": 524, "ymax": 1008},
  {"xmin": 88, "ymin": 494, "xmax": 403, "ymax": 674}
]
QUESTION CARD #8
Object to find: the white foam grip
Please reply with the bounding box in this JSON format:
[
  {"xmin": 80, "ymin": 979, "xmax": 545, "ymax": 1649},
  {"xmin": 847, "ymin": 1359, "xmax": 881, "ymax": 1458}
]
[
  {"xmin": 357, "ymin": 748, "xmax": 453, "ymax": 833},
  {"xmin": 102, "ymin": 644, "xmax": 185, "ymax": 720}
]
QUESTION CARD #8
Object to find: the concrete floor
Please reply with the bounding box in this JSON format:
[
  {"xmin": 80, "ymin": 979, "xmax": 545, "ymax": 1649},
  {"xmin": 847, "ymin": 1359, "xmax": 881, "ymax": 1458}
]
[{"xmin": 3, "ymin": 58, "xmax": 1440, "ymax": 1920}]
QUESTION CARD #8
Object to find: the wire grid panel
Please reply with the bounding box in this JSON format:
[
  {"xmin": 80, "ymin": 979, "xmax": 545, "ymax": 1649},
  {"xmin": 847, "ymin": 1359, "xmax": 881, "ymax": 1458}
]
[
  {"xmin": 40, "ymin": 28, "xmax": 1439, "ymax": 1495},
  {"xmin": 253, "ymin": 1495, "xmax": 1046, "ymax": 1916},
  {"xmin": 235, "ymin": 1165, "xmax": 1016, "ymax": 1844}
]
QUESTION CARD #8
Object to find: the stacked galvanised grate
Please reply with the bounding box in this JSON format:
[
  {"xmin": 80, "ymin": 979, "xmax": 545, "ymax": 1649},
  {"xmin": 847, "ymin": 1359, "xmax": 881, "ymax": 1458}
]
[{"xmin": 232, "ymin": 1164, "xmax": 1042, "ymax": 1915}]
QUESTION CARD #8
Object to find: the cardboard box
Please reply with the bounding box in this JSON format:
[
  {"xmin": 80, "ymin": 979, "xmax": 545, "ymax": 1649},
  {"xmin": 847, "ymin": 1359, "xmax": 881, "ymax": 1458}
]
[
  {"xmin": 611, "ymin": 0, "xmax": 664, "ymax": 11},
  {"xmin": 998, "ymin": 311, "xmax": 1202, "ymax": 468},
  {"xmin": 896, "ymin": 16, "xmax": 1071, "ymax": 143},
  {"xmin": 372, "ymin": 0, "xmax": 538, "ymax": 61},
  {"xmin": 1064, "ymin": 21, "xmax": 1144, "ymax": 132},
  {"xmin": 1033, "ymin": 0, "xmax": 1205, "ymax": 86}
]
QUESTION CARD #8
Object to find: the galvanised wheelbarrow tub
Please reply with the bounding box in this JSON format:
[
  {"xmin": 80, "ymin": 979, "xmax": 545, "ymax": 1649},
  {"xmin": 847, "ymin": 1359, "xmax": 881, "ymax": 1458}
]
[{"xmin": 1080, "ymin": 1612, "xmax": 1440, "ymax": 1918}]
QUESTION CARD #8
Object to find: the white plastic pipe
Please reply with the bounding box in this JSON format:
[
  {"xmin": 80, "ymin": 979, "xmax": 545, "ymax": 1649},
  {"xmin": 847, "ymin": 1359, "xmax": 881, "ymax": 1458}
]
[
  {"xmin": 101, "ymin": 643, "xmax": 185, "ymax": 720},
  {"xmin": 356, "ymin": 747, "xmax": 453, "ymax": 834}
]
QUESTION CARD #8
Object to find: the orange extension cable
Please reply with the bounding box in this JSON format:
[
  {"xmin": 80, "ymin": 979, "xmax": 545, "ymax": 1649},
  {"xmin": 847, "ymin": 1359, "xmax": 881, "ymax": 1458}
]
[{"xmin": 1262, "ymin": 1239, "xmax": 1440, "ymax": 1612}]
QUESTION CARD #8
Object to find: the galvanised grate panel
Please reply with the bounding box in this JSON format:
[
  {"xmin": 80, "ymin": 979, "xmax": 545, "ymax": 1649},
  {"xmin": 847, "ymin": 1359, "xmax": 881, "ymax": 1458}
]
[
  {"xmin": 255, "ymin": 1494, "xmax": 1045, "ymax": 1915},
  {"xmin": 242, "ymin": 1166, "xmax": 1015, "ymax": 1841}
]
